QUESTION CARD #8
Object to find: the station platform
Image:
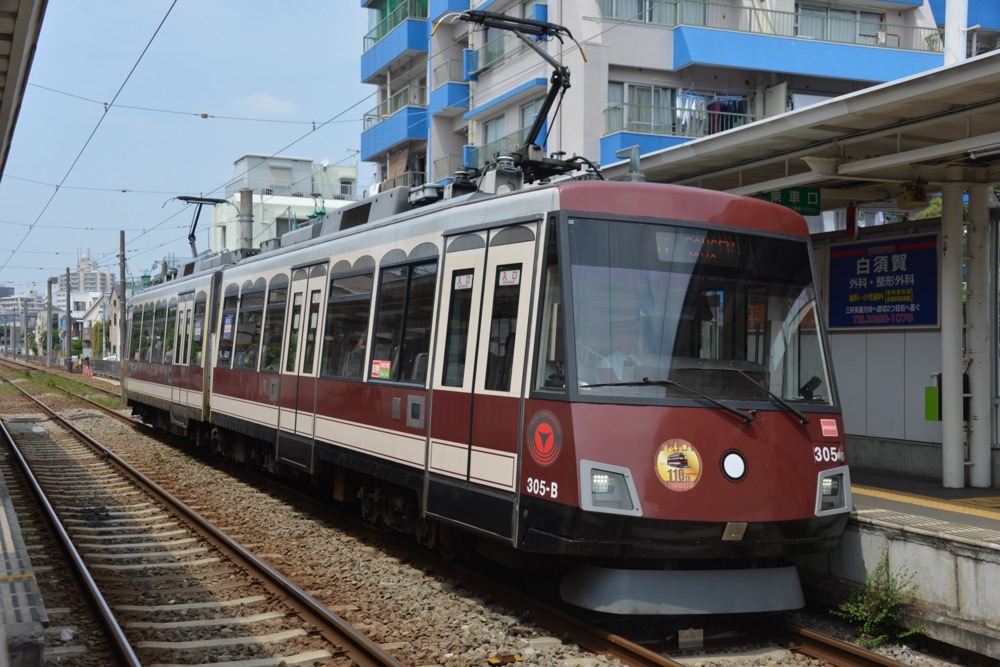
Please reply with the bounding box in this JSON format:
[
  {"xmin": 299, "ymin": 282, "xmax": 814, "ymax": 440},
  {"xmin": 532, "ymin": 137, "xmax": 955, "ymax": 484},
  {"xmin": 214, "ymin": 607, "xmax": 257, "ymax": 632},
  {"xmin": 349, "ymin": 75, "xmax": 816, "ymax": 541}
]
[
  {"xmin": 799, "ymin": 467, "xmax": 1000, "ymax": 661},
  {"xmin": 0, "ymin": 450, "xmax": 47, "ymax": 666}
]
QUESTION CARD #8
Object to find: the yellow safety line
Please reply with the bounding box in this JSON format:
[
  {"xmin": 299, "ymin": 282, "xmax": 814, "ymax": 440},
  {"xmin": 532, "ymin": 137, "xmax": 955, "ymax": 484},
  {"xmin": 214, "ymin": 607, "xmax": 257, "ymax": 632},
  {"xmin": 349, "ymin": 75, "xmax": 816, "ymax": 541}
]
[
  {"xmin": 0, "ymin": 573, "xmax": 36, "ymax": 582},
  {"xmin": 853, "ymin": 484, "xmax": 1000, "ymax": 521}
]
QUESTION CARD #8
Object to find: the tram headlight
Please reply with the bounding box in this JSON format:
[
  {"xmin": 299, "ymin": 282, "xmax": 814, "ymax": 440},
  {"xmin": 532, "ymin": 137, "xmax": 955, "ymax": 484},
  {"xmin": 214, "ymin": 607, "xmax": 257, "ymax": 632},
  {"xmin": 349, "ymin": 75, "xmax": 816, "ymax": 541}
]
[
  {"xmin": 590, "ymin": 469, "xmax": 632, "ymax": 510},
  {"xmin": 815, "ymin": 467, "xmax": 852, "ymax": 516},
  {"xmin": 592, "ymin": 471, "xmax": 615, "ymax": 494},
  {"xmin": 580, "ymin": 461, "xmax": 642, "ymax": 516}
]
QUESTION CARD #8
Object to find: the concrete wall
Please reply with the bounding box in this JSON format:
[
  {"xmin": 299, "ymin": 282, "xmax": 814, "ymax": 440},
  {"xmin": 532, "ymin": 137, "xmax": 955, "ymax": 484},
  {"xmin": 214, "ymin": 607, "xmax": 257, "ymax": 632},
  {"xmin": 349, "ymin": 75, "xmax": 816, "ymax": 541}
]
[{"xmin": 798, "ymin": 513, "xmax": 1000, "ymax": 659}]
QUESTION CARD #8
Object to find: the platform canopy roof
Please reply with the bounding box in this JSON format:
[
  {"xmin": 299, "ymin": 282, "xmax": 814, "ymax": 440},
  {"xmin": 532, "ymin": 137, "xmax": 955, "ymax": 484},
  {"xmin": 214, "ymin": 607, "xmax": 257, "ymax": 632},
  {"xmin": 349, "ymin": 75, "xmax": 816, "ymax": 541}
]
[
  {"xmin": 0, "ymin": 0, "xmax": 46, "ymax": 180},
  {"xmin": 603, "ymin": 50, "xmax": 1000, "ymax": 212}
]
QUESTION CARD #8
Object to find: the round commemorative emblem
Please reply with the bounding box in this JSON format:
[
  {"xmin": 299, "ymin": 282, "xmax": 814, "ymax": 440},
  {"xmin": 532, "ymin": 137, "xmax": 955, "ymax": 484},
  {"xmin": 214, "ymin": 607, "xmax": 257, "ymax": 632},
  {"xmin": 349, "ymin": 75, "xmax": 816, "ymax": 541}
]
[
  {"xmin": 654, "ymin": 438, "xmax": 702, "ymax": 492},
  {"xmin": 526, "ymin": 410, "xmax": 562, "ymax": 467}
]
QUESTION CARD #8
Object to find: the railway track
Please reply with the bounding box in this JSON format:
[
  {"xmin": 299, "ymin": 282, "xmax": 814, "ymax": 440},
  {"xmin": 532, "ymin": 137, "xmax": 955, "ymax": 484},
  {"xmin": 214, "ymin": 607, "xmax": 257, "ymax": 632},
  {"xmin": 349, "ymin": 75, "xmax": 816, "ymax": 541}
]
[
  {"xmin": 0, "ymin": 373, "xmax": 402, "ymax": 666},
  {"xmin": 0, "ymin": 358, "xmax": 915, "ymax": 666}
]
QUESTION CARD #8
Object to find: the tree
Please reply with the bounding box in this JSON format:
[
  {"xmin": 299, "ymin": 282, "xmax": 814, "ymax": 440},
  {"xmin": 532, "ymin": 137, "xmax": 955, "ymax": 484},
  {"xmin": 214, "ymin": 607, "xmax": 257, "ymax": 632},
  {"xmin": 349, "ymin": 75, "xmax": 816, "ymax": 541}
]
[{"xmin": 92, "ymin": 321, "xmax": 104, "ymax": 358}]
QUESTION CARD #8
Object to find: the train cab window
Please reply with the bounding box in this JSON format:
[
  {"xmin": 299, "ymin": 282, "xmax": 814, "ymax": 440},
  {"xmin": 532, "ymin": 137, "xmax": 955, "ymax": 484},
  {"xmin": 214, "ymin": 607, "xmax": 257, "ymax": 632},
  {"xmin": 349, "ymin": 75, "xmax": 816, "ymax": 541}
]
[
  {"xmin": 190, "ymin": 296, "xmax": 206, "ymax": 367},
  {"xmin": 217, "ymin": 285, "xmax": 239, "ymax": 368},
  {"xmin": 371, "ymin": 260, "xmax": 438, "ymax": 383},
  {"xmin": 534, "ymin": 227, "xmax": 565, "ymax": 391},
  {"xmin": 260, "ymin": 276, "xmax": 287, "ymax": 373},
  {"xmin": 233, "ymin": 285, "xmax": 265, "ymax": 371},
  {"xmin": 320, "ymin": 272, "xmax": 373, "ymax": 379},
  {"xmin": 441, "ymin": 269, "xmax": 474, "ymax": 387},
  {"xmin": 162, "ymin": 300, "xmax": 177, "ymax": 364},
  {"xmin": 484, "ymin": 263, "xmax": 522, "ymax": 392},
  {"xmin": 151, "ymin": 302, "xmax": 167, "ymax": 363}
]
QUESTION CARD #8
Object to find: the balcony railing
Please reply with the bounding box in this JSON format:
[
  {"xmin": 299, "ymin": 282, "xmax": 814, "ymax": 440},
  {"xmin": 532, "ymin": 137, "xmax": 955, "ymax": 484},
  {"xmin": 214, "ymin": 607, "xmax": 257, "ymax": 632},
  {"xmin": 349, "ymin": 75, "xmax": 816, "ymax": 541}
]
[
  {"xmin": 467, "ymin": 126, "xmax": 532, "ymax": 169},
  {"xmin": 364, "ymin": 85, "xmax": 429, "ymax": 131},
  {"xmin": 604, "ymin": 102, "xmax": 761, "ymax": 138},
  {"xmin": 382, "ymin": 171, "xmax": 426, "ymax": 189},
  {"xmin": 432, "ymin": 154, "xmax": 465, "ymax": 181},
  {"xmin": 596, "ymin": 0, "xmax": 943, "ymax": 53},
  {"xmin": 225, "ymin": 178, "xmax": 356, "ymax": 200},
  {"xmin": 364, "ymin": 0, "xmax": 428, "ymax": 52},
  {"xmin": 432, "ymin": 59, "xmax": 465, "ymax": 88},
  {"xmin": 470, "ymin": 31, "xmax": 531, "ymax": 75}
]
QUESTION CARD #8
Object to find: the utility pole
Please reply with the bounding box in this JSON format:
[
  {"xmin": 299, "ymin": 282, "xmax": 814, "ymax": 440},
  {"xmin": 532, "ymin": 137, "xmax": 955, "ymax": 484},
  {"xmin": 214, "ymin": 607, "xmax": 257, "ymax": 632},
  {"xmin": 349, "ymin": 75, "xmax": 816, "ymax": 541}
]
[
  {"xmin": 65, "ymin": 267, "xmax": 72, "ymax": 372},
  {"xmin": 47, "ymin": 278, "xmax": 54, "ymax": 368},
  {"xmin": 21, "ymin": 300, "xmax": 27, "ymax": 361},
  {"xmin": 119, "ymin": 230, "xmax": 127, "ymax": 385}
]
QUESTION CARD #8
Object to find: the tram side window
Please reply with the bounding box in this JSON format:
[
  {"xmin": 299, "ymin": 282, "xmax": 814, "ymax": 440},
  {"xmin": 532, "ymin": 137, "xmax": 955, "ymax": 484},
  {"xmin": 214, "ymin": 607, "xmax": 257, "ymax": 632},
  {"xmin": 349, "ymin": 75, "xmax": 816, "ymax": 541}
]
[
  {"xmin": 371, "ymin": 261, "xmax": 438, "ymax": 383},
  {"xmin": 180, "ymin": 304, "xmax": 193, "ymax": 365},
  {"xmin": 217, "ymin": 288, "xmax": 239, "ymax": 367},
  {"xmin": 320, "ymin": 273, "xmax": 373, "ymax": 379},
  {"xmin": 151, "ymin": 303, "xmax": 167, "ymax": 363},
  {"xmin": 138, "ymin": 305, "xmax": 153, "ymax": 361},
  {"xmin": 163, "ymin": 301, "xmax": 177, "ymax": 364},
  {"xmin": 535, "ymin": 229, "xmax": 565, "ymax": 391},
  {"xmin": 260, "ymin": 280, "xmax": 287, "ymax": 373},
  {"xmin": 129, "ymin": 306, "xmax": 143, "ymax": 361},
  {"xmin": 441, "ymin": 269, "xmax": 474, "ymax": 387},
  {"xmin": 484, "ymin": 263, "xmax": 522, "ymax": 392},
  {"xmin": 233, "ymin": 290, "xmax": 264, "ymax": 370},
  {"xmin": 190, "ymin": 297, "xmax": 206, "ymax": 367}
]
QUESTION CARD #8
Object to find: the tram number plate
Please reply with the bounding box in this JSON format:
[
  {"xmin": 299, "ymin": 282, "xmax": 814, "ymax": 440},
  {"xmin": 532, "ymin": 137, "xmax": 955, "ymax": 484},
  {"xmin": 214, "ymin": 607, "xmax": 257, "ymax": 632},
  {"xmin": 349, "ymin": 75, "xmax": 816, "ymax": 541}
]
[
  {"xmin": 813, "ymin": 444, "xmax": 845, "ymax": 464},
  {"xmin": 525, "ymin": 477, "xmax": 559, "ymax": 499}
]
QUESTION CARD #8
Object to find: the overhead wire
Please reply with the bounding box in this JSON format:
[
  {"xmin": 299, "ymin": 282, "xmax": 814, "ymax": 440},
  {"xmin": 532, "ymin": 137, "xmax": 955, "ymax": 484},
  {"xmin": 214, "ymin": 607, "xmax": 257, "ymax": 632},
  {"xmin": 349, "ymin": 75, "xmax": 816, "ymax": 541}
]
[
  {"xmin": 0, "ymin": 0, "xmax": 180, "ymax": 277},
  {"xmin": 9, "ymin": 6, "xmax": 640, "ymax": 290}
]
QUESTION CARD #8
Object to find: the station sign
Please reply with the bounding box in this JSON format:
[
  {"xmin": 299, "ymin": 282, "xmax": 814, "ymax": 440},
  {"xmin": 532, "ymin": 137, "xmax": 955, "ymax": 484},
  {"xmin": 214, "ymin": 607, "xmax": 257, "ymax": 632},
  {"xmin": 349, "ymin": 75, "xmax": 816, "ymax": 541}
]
[
  {"xmin": 827, "ymin": 234, "xmax": 938, "ymax": 329},
  {"xmin": 757, "ymin": 187, "xmax": 821, "ymax": 216}
]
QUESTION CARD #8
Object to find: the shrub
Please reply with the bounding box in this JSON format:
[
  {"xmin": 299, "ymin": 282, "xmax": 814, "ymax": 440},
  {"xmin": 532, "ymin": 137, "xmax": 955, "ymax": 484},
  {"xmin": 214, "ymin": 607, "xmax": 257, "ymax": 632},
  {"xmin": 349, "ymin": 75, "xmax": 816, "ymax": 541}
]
[{"xmin": 835, "ymin": 550, "xmax": 923, "ymax": 647}]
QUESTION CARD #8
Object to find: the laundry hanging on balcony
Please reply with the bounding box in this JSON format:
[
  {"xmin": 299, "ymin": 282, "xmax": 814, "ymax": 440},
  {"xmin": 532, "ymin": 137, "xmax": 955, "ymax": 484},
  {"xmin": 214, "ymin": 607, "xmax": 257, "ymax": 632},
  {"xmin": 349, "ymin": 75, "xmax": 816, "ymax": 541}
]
[
  {"xmin": 676, "ymin": 92, "xmax": 707, "ymax": 137},
  {"xmin": 707, "ymin": 95, "xmax": 747, "ymax": 135}
]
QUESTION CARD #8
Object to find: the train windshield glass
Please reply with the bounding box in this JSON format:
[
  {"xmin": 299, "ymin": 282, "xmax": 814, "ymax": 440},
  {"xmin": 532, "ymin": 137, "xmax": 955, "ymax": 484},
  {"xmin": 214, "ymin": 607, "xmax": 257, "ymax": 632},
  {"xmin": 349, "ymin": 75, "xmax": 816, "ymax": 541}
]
[{"xmin": 567, "ymin": 218, "xmax": 834, "ymax": 406}]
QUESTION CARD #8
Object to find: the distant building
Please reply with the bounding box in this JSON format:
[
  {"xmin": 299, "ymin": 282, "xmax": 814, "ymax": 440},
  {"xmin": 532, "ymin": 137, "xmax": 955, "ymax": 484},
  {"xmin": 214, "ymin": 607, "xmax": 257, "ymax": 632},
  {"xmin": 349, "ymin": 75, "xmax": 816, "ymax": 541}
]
[
  {"xmin": 52, "ymin": 250, "xmax": 116, "ymax": 296},
  {"xmin": 0, "ymin": 288, "xmax": 45, "ymax": 353},
  {"xmin": 210, "ymin": 154, "xmax": 359, "ymax": 253}
]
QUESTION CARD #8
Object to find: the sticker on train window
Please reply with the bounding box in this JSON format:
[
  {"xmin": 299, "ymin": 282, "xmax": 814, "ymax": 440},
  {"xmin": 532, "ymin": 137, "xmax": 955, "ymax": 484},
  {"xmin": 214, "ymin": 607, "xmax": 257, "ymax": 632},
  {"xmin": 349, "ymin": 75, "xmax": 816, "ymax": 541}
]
[
  {"xmin": 499, "ymin": 269, "xmax": 521, "ymax": 287},
  {"xmin": 294, "ymin": 293, "xmax": 303, "ymax": 305},
  {"xmin": 312, "ymin": 292, "xmax": 321, "ymax": 304},
  {"xmin": 455, "ymin": 273, "xmax": 474, "ymax": 290},
  {"xmin": 370, "ymin": 359, "xmax": 391, "ymax": 379}
]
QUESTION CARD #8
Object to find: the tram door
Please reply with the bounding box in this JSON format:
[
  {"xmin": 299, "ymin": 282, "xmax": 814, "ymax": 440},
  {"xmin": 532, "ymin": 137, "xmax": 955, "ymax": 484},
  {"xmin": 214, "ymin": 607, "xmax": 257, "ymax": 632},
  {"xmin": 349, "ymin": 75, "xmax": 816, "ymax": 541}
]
[
  {"xmin": 426, "ymin": 223, "xmax": 537, "ymax": 539},
  {"xmin": 277, "ymin": 263, "xmax": 329, "ymax": 472},
  {"xmin": 171, "ymin": 292, "xmax": 193, "ymax": 411}
]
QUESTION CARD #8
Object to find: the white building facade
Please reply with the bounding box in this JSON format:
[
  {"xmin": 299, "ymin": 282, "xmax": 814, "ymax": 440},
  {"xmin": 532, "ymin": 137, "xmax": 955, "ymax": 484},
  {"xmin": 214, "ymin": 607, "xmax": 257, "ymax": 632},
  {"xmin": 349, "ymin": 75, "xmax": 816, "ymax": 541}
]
[{"xmin": 211, "ymin": 154, "xmax": 359, "ymax": 253}]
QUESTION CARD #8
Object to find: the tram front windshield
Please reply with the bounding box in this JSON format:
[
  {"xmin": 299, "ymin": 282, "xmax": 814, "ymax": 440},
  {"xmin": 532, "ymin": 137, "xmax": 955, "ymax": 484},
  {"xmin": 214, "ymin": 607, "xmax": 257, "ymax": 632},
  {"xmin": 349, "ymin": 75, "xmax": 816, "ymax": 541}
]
[{"xmin": 566, "ymin": 218, "xmax": 834, "ymax": 406}]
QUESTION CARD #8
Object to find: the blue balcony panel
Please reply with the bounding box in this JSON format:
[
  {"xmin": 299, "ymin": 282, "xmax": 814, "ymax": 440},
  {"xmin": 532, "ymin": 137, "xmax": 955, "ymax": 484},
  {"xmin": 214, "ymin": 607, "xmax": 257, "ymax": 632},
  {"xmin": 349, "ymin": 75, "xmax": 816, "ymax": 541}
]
[
  {"xmin": 600, "ymin": 133, "xmax": 690, "ymax": 166},
  {"xmin": 361, "ymin": 107, "xmax": 429, "ymax": 162},
  {"xmin": 929, "ymin": 0, "xmax": 1000, "ymax": 30},
  {"xmin": 674, "ymin": 26, "xmax": 942, "ymax": 83},
  {"xmin": 362, "ymin": 19, "xmax": 428, "ymax": 84},
  {"xmin": 430, "ymin": 82, "xmax": 470, "ymax": 116},
  {"xmin": 430, "ymin": 0, "xmax": 468, "ymax": 24}
]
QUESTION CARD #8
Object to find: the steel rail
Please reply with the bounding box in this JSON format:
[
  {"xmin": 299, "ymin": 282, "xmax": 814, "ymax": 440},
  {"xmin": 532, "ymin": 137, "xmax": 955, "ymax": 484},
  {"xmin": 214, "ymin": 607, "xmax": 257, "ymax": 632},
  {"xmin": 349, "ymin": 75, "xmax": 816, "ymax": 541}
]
[
  {"xmin": 0, "ymin": 399, "xmax": 141, "ymax": 667},
  {"xmin": 2, "ymin": 374, "xmax": 403, "ymax": 667},
  {"xmin": 755, "ymin": 621, "xmax": 908, "ymax": 667}
]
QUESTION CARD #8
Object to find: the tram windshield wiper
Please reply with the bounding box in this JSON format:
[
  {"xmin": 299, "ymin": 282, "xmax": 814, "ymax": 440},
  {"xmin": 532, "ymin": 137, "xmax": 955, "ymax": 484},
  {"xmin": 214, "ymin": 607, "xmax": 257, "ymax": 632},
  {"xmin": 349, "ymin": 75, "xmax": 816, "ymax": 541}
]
[
  {"xmin": 727, "ymin": 369, "xmax": 810, "ymax": 425},
  {"xmin": 586, "ymin": 377, "xmax": 755, "ymax": 424}
]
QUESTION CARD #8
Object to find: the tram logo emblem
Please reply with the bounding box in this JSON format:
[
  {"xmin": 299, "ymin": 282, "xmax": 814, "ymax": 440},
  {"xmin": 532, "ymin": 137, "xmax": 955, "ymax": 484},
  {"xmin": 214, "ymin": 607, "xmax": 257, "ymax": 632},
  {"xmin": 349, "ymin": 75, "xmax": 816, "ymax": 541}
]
[
  {"xmin": 527, "ymin": 410, "xmax": 562, "ymax": 467},
  {"xmin": 655, "ymin": 439, "xmax": 702, "ymax": 492}
]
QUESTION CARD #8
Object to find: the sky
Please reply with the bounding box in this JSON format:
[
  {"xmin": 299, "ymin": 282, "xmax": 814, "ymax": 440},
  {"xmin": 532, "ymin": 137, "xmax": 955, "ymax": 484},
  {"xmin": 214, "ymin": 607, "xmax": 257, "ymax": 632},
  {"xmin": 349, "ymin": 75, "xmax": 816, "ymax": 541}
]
[{"xmin": 0, "ymin": 1, "xmax": 377, "ymax": 294}]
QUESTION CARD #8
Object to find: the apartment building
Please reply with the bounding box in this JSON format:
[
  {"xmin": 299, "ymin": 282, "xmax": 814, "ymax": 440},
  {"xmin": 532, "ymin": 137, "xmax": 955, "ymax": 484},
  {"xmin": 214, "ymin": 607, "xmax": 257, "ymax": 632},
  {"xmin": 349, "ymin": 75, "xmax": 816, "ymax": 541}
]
[
  {"xmin": 211, "ymin": 154, "xmax": 360, "ymax": 253},
  {"xmin": 359, "ymin": 0, "xmax": 996, "ymax": 189}
]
